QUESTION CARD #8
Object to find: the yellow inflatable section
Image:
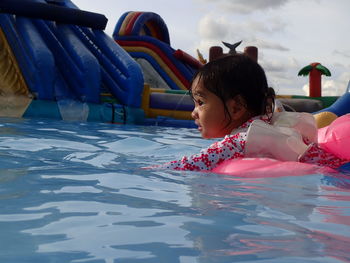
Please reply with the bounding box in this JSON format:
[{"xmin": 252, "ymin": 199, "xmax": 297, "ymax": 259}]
[
  {"xmin": 314, "ymin": 111, "xmax": 338, "ymax": 128},
  {"xmin": 0, "ymin": 27, "xmax": 32, "ymax": 117}
]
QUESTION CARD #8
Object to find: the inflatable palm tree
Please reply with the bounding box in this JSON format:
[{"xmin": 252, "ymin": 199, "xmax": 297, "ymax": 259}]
[{"xmin": 298, "ymin": 62, "xmax": 331, "ymax": 97}]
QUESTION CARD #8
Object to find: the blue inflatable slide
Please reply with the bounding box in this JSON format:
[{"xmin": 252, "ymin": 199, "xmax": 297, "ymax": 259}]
[{"xmin": 0, "ymin": 0, "xmax": 145, "ymax": 123}]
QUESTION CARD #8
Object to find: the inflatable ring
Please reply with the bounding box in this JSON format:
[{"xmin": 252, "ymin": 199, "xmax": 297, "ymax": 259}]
[{"xmin": 213, "ymin": 114, "xmax": 350, "ymax": 176}]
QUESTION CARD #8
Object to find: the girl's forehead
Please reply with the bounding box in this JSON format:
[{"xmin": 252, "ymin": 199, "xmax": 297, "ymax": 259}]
[
  {"xmin": 191, "ymin": 76, "xmax": 205, "ymax": 91},
  {"xmin": 191, "ymin": 82, "xmax": 207, "ymax": 96}
]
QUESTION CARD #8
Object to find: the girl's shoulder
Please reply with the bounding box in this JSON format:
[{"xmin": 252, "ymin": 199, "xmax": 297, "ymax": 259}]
[{"xmin": 230, "ymin": 115, "xmax": 269, "ymax": 134}]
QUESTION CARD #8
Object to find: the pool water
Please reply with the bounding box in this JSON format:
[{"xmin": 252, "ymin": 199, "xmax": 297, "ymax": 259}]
[{"xmin": 0, "ymin": 117, "xmax": 349, "ymax": 263}]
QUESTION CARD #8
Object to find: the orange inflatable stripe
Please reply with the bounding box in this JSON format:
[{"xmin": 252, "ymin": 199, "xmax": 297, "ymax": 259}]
[
  {"xmin": 119, "ymin": 12, "xmax": 137, "ymax": 36},
  {"xmin": 173, "ymin": 49, "xmax": 203, "ymax": 69},
  {"xmin": 125, "ymin": 11, "xmax": 142, "ymax": 35},
  {"xmin": 117, "ymin": 40, "xmax": 189, "ymax": 89},
  {"xmin": 119, "ymin": 13, "xmax": 165, "ymax": 41},
  {"xmin": 123, "ymin": 46, "xmax": 186, "ymax": 90}
]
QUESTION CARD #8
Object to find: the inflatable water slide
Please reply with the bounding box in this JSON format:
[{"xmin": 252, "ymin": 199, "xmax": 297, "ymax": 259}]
[
  {"xmin": 113, "ymin": 11, "xmax": 203, "ymax": 126},
  {"xmin": 0, "ymin": 0, "xmax": 200, "ymax": 127},
  {"xmin": 0, "ymin": 1, "xmax": 124, "ymax": 122},
  {"xmin": 0, "ymin": 0, "xmax": 146, "ymax": 123}
]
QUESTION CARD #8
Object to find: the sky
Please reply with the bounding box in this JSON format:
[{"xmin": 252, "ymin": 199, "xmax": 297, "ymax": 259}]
[{"xmin": 73, "ymin": 0, "xmax": 350, "ymax": 96}]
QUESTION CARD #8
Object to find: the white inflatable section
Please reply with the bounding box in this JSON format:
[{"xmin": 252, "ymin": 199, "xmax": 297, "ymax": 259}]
[{"xmin": 136, "ymin": 58, "xmax": 169, "ymax": 89}]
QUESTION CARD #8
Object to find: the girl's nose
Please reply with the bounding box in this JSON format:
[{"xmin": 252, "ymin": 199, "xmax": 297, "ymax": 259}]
[{"xmin": 191, "ymin": 108, "xmax": 198, "ymax": 119}]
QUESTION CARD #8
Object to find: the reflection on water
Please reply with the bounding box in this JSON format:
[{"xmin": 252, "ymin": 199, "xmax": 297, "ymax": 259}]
[{"xmin": 0, "ymin": 117, "xmax": 349, "ymax": 263}]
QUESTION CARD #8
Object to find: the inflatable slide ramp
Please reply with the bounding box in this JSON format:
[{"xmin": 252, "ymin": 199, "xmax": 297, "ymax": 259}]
[{"xmin": 0, "ymin": 0, "xmax": 144, "ymax": 122}]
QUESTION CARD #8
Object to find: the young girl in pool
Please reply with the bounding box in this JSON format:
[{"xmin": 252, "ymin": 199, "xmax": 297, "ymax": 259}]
[{"xmin": 161, "ymin": 54, "xmax": 348, "ymax": 171}]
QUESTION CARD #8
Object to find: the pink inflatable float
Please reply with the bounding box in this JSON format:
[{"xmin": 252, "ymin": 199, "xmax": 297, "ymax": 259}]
[
  {"xmin": 318, "ymin": 114, "xmax": 350, "ymax": 159},
  {"xmin": 212, "ymin": 114, "xmax": 350, "ymax": 177},
  {"xmin": 211, "ymin": 158, "xmax": 336, "ymax": 177}
]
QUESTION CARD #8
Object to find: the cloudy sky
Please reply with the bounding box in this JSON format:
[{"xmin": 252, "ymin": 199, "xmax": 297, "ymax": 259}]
[{"xmin": 73, "ymin": 0, "xmax": 350, "ymax": 96}]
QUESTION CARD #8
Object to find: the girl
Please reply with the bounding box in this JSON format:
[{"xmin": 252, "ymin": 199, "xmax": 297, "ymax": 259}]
[{"xmin": 161, "ymin": 54, "xmax": 348, "ymax": 171}]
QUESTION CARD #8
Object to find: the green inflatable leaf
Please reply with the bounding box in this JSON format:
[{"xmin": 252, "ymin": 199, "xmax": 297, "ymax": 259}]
[
  {"xmin": 298, "ymin": 65, "xmax": 313, "ymax": 76},
  {"xmin": 316, "ymin": 64, "xmax": 331, "ymax": 76}
]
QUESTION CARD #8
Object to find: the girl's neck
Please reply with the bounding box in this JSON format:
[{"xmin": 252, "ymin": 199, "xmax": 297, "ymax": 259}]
[{"xmin": 236, "ymin": 111, "xmax": 255, "ymax": 127}]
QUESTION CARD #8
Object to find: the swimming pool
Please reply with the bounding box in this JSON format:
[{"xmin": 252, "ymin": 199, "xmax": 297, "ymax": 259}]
[{"xmin": 0, "ymin": 117, "xmax": 349, "ymax": 263}]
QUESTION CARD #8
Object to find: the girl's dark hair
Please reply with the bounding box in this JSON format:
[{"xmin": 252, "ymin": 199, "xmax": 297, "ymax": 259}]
[{"xmin": 190, "ymin": 54, "xmax": 275, "ymax": 120}]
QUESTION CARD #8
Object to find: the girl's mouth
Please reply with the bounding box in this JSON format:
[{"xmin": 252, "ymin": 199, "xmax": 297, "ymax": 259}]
[{"xmin": 196, "ymin": 122, "xmax": 202, "ymax": 131}]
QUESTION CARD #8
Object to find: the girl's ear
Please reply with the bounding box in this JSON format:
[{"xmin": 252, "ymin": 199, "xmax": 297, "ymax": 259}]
[{"xmin": 226, "ymin": 95, "xmax": 248, "ymax": 121}]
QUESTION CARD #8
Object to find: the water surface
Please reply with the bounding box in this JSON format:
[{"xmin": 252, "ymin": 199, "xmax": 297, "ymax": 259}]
[{"xmin": 0, "ymin": 117, "xmax": 349, "ymax": 263}]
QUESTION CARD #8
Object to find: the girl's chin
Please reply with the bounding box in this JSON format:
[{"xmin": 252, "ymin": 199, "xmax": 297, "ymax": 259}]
[
  {"xmin": 199, "ymin": 128, "xmax": 220, "ymax": 139},
  {"xmin": 199, "ymin": 130, "xmax": 206, "ymax": 138},
  {"xmin": 201, "ymin": 132, "xmax": 210, "ymax": 139},
  {"xmin": 202, "ymin": 132, "xmax": 224, "ymax": 139}
]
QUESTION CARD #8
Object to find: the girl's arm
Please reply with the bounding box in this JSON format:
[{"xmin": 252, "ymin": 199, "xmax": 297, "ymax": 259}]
[{"xmin": 160, "ymin": 133, "xmax": 246, "ymax": 171}]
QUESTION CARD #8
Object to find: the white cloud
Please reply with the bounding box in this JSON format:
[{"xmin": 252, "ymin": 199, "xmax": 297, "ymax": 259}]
[
  {"xmin": 196, "ymin": 14, "xmax": 289, "ymax": 59},
  {"xmin": 198, "ymin": 15, "xmax": 229, "ymax": 40},
  {"xmin": 261, "ymin": 59, "xmax": 288, "ymax": 73},
  {"xmin": 249, "ymin": 39, "xmax": 289, "ymax": 51},
  {"xmin": 198, "ymin": 14, "xmax": 287, "ymax": 39},
  {"xmin": 323, "ymin": 80, "xmax": 340, "ymax": 96},
  {"xmin": 221, "ymin": 0, "xmax": 289, "ymax": 14},
  {"xmin": 288, "ymin": 57, "xmax": 299, "ymax": 68},
  {"xmin": 241, "ymin": 19, "xmax": 287, "ymax": 36},
  {"xmin": 196, "ymin": 0, "xmax": 290, "ymax": 14},
  {"xmin": 333, "ymin": 49, "xmax": 350, "ymax": 59},
  {"xmin": 301, "ymin": 76, "xmax": 348, "ymax": 97},
  {"xmin": 302, "ymin": 84, "xmax": 309, "ymax": 96}
]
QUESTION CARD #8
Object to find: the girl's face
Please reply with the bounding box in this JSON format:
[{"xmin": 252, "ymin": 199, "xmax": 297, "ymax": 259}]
[{"xmin": 191, "ymin": 77, "xmax": 243, "ymax": 138}]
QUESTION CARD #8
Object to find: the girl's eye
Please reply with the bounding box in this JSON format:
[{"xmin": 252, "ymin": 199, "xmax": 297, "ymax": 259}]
[{"xmin": 196, "ymin": 99, "xmax": 204, "ymax": 106}]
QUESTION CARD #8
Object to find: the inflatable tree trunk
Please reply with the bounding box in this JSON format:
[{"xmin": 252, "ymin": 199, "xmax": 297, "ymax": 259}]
[{"xmin": 298, "ymin": 62, "xmax": 331, "ymax": 97}]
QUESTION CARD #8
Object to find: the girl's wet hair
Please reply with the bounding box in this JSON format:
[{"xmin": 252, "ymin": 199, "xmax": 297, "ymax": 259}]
[{"xmin": 190, "ymin": 54, "xmax": 275, "ymax": 120}]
